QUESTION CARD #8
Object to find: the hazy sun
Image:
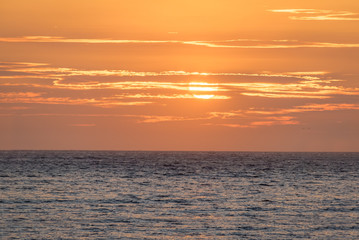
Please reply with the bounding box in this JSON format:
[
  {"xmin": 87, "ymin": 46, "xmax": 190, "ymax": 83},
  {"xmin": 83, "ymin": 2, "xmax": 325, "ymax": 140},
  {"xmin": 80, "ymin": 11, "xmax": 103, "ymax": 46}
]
[
  {"xmin": 193, "ymin": 94, "xmax": 215, "ymax": 99},
  {"xmin": 189, "ymin": 82, "xmax": 218, "ymax": 99}
]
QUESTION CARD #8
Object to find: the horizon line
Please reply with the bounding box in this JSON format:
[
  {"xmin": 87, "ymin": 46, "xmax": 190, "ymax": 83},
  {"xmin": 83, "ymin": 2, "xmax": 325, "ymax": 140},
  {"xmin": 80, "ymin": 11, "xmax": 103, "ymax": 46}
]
[{"xmin": 1, "ymin": 149, "xmax": 358, "ymax": 153}]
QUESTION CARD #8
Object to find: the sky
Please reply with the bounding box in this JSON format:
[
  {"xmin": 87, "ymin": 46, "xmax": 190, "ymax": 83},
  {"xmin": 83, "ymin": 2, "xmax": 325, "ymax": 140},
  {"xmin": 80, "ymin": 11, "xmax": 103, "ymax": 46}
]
[{"xmin": 1, "ymin": 0, "xmax": 359, "ymax": 151}]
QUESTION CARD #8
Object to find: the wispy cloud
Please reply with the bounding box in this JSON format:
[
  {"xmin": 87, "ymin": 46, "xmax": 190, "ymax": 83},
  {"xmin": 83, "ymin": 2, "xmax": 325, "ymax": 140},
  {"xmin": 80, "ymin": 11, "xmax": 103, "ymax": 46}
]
[
  {"xmin": 129, "ymin": 103, "xmax": 359, "ymax": 127},
  {"xmin": 207, "ymin": 103, "xmax": 359, "ymax": 128},
  {"xmin": 69, "ymin": 124, "xmax": 96, "ymax": 127},
  {"xmin": 0, "ymin": 92, "xmax": 152, "ymax": 107},
  {"xmin": 135, "ymin": 115, "xmax": 203, "ymax": 123},
  {"xmin": 2, "ymin": 102, "xmax": 358, "ymax": 128},
  {"xmin": 282, "ymin": 103, "xmax": 359, "ymax": 113},
  {"xmin": 2, "ymin": 62, "xmax": 328, "ymax": 81},
  {"xmin": 1, "ymin": 36, "xmax": 359, "ymax": 48},
  {"xmin": 222, "ymin": 78, "xmax": 359, "ymax": 99},
  {"xmin": 270, "ymin": 9, "xmax": 359, "ymax": 21},
  {"xmin": 1, "ymin": 62, "xmax": 358, "ymax": 102},
  {"xmin": 206, "ymin": 120, "xmax": 299, "ymax": 128},
  {"xmin": 0, "ymin": 92, "xmax": 43, "ymax": 98},
  {"xmin": 210, "ymin": 103, "xmax": 359, "ymax": 119},
  {"xmin": 107, "ymin": 94, "xmax": 230, "ymax": 100}
]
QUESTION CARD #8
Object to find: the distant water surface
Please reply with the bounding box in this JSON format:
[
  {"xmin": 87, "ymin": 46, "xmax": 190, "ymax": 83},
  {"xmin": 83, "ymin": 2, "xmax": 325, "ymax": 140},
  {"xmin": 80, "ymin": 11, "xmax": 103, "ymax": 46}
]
[{"xmin": 1, "ymin": 151, "xmax": 358, "ymax": 239}]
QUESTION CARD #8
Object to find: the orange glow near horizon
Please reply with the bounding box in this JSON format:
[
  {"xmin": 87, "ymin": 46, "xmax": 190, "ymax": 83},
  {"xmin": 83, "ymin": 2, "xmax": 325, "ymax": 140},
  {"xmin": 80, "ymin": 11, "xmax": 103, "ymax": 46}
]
[{"xmin": 0, "ymin": 0, "xmax": 358, "ymax": 151}]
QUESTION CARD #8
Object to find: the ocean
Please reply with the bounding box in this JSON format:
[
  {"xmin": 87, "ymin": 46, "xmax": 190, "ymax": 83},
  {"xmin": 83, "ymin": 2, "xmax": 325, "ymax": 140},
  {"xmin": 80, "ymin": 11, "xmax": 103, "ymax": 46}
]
[{"xmin": 1, "ymin": 151, "xmax": 358, "ymax": 239}]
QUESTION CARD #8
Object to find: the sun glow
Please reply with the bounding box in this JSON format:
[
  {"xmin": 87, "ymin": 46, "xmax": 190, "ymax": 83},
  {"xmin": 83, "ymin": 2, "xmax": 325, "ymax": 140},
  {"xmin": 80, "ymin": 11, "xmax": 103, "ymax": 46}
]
[
  {"xmin": 189, "ymin": 82, "xmax": 218, "ymax": 91},
  {"xmin": 189, "ymin": 82, "xmax": 218, "ymax": 99},
  {"xmin": 193, "ymin": 94, "xmax": 215, "ymax": 99}
]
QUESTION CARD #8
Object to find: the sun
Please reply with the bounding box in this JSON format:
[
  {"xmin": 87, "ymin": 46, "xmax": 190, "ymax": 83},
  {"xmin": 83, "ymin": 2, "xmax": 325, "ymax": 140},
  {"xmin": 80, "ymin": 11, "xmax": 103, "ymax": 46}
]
[
  {"xmin": 189, "ymin": 82, "xmax": 218, "ymax": 99},
  {"xmin": 193, "ymin": 94, "xmax": 215, "ymax": 99}
]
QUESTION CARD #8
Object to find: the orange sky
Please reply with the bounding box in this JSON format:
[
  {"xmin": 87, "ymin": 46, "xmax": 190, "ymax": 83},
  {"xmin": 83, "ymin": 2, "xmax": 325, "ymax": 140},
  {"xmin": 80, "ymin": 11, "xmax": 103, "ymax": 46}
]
[{"xmin": 1, "ymin": 0, "xmax": 359, "ymax": 151}]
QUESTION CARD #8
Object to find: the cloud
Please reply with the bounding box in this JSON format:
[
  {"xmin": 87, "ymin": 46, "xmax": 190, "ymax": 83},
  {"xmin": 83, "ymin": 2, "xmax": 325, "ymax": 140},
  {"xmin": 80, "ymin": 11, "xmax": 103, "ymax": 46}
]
[
  {"xmin": 1, "ymin": 62, "xmax": 358, "ymax": 102},
  {"xmin": 224, "ymin": 79, "xmax": 359, "ymax": 99},
  {"xmin": 207, "ymin": 103, "xmax": 359, "ymax": 128},
  {"xmin": 210, "ymin": 103, "xmax": 359, "ymax": 120},
  {"xmin": 245, "ymin": 103, "xmax": 359, "ymax": 116},
  {"xmin": 107, "ymin": 94, "xmax": 230, "ymax": 100},
  {"xmin": 0, "ymin": 92, "xmax": 43, "ymax": 98},
  {"xmin": 203, "ymin": 123, "xmax": 254, "ymax": 128},
  {"xmin": 69, "ymin": 124, "xmax": 96, "ymax": 127},
  {"xmin": 0, "ymin": 93, "xmax": 152, "ymax": 107},
  {"xmin": 203, "ymin": 117, "xmax": 299, "ymax": 128},
  {"xmin": 131, "ymin": 110, "xmax": 304, "ymax": 128},
  {"xmin": 2, "ymin": 62, "xmax": 327, "ymax": 80},
  {"xmin": 270, "ymin": 9, "xmax": 359, "ymax": 21},
  {"xmin": 287, "ymin": 103, "xmax": 359, "ymax": 113},
  {"xmin": 2, "ymin": 102, "xmax": 358, "ymax": 129},
  {"xmin": 1, "ymin": 36, "xmax": 359, "ymax": 48},
  {"xmin": 122, "ymin": 115, "xmax": 205, "ymax": 123},
  {"xmin": 251, "ymin": 120, "xmax": 298, "ymax": 126}
]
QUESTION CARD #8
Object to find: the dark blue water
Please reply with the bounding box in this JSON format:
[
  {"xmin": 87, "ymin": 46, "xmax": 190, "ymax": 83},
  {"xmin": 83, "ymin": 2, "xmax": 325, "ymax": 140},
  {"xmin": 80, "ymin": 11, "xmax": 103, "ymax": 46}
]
[{"xmin": 1, "ymin": 151, "xmax": 358, "ymax": 239}]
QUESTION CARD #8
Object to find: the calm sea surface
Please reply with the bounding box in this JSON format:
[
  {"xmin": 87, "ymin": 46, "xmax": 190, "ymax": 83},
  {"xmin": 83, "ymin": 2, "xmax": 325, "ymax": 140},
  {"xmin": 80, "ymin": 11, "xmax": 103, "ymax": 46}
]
[{"xmin": 0, "ymin": 151, "xmax": 358, "ymax": 239}]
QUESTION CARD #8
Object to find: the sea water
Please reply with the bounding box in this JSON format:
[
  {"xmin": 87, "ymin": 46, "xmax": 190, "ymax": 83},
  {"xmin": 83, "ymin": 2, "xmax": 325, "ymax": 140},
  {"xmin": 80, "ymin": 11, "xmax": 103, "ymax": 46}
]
[{"xmin": 1, "ymin": 151, "xmax": 358, "ymax": 239}]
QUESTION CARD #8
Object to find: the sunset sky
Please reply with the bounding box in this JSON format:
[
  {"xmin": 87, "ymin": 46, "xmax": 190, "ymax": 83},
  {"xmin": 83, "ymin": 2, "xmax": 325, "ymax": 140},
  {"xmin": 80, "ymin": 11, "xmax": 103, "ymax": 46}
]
[{"xmin": 1, "ymin": 0, "xmax": 359, "ymax": 151}]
